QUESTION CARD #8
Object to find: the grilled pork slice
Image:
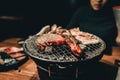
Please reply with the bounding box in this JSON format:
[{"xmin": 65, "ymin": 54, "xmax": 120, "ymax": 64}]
[
  {"xmin": 65, "ymin": 37, "xmax": 82, "ymax": 56},
  {"xmin": 55, "ymin": 27, "xmax": 82, "ymax": 56},
  {"xmin": 35, "ymin": 34, "xmax": 65, "ymax": 51},
  {"xmin": 70, "ymin": 28, "xmax": 99, "ymax": 44},
  {"xmin": 75, "ymin": 36, "xmax": 99, "ymax": 45}
]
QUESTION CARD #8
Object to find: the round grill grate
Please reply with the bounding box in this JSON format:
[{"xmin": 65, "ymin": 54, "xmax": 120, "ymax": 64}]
[{"xmin": 23, "ymin": 34, "xmax": 106, "ymax": 63}]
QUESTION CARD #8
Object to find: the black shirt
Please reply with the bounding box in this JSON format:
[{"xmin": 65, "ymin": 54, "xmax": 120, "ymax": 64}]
[{"xmin": 67, "ymin": 2, "xmax": 118, "ymax": 55}]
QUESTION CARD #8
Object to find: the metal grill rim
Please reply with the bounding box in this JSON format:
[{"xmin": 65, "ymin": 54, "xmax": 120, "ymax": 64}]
[{"xmin": 23, "ymin": 35, "xmax": 106, "ymax": 63}]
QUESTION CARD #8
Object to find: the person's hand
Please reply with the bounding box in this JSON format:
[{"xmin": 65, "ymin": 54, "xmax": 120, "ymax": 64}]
[{"xmin": 2, "ymin": 47, "xmax": 26, "ymax": 61}]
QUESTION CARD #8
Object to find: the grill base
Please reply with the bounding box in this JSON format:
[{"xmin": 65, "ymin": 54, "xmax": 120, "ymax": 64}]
[
  {"xmin": 22, "ymin": 30, "xmax": 107, "ymax": 80},
  {"xmin": 38, "ymin": 68, "xmax": 76, "ymax": 80},
  {"xmin": 37, "ymin": 65, "xmax": 79, "ymax": 80},
  {"xmin": 30, "ymin": 52, "xmax": 104, "ymax": 80},
  {"xmin": 37, "ymin": 62, "xmax": 118, "ymax": 80}
]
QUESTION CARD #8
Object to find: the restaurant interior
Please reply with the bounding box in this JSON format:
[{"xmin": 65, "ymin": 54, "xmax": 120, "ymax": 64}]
[{"xmin": 0, "ymin": 0, "xmax": 120, "ymax": 80}]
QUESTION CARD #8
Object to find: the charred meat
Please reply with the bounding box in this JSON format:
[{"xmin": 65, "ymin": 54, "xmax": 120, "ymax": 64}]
[
  {"xmin": 55, "ymin": 27, "xmax": 82, "ymax": 56},
  {"xmin": 70, "ymin": 28, "xmax": 100, "ymax": 44},
  {"xmin": 35, "ymin": 34, "xmax": 65, "ymax": 51},
  {"xmin": 35, "ymin": 26, "xmax": 100, "ymax": 57}
]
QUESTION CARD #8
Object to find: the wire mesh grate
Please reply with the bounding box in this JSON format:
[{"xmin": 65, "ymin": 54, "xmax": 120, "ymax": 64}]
[{"xmin": 23, "ymin": 35, "xmax": 105, "ymax": 63}]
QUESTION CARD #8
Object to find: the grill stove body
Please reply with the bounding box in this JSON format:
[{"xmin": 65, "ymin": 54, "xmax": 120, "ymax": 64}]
[{"xmin": 22, "ymin": 35, "xmax": 106, "ymax": 80}]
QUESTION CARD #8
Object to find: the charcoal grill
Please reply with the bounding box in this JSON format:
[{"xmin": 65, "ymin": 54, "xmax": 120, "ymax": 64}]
[
  {"xmin": 21, "ymin": 32, "xmax": 106, "ymax": 80},
  {"xmin": 23, "ymin": 35, "xmax": 105, "ymax": 63}
]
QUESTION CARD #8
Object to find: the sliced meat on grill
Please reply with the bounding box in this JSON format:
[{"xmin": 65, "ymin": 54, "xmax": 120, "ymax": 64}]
[
  {"xmin": 55, "ymin": 26, "xmax": 68, "ymax": 35},
  {"xmin": 75, "ymin": 35, "xmax": 99, "ymax": 45},
  {"xmin": 55, "ymin": 27, "xmax": 82, "ymax": 56},
  {"xmin": 70, "ymin": 28, "xmax": 100, "ymax": 44},
  {"xmin": 65, "ymin": 37, "xmax": 82, "ymax": 56},
  {"xmin": 48, "ymin": 24, "xmax": 57, "ymax": 34},
  {"xmin": 69, "ymin": 27, "xmax": 81, "ymax": 36},
  {"xmin": 35, "ymin": 34, "xmax": 65, "ymax": 51},
  {"xmin": 35, "ymin": 27, "xmax": 83, "ymax": 56},
  {"xmin": 70, "ymin": 28, "xmax": 92, "ymax": 37}
]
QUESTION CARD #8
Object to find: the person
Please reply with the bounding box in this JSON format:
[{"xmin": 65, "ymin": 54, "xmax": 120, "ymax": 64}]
[
  {"xmin": 66, "ymin": 0, "xmax": 120, "ymax": 80},
  {"xmin": 67, "ymin": 0, "xmax": 120, "ymax": 56}
]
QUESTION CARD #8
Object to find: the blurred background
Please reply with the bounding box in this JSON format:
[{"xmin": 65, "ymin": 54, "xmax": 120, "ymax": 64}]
[{"xmin": 0, "ymin": 0, "xmax": 88, "ymax": 40}]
